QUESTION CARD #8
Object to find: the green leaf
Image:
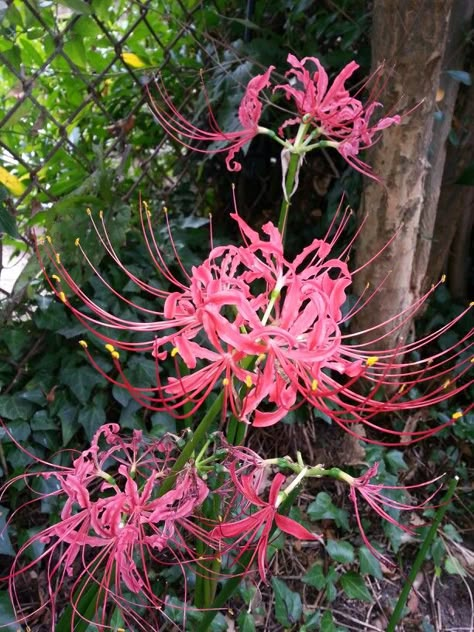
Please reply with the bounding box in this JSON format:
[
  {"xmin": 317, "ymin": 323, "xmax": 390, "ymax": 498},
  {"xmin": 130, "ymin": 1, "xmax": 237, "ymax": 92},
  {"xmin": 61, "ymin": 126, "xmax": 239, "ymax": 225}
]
[
  {"xmin": 444, "ymin": 556, "xmax": 467, "ymax": 577},
  {"xmin": 446, "ymin": 69, "xmax": 472, "ymax": 85},
  {"xmin": 60, "ymin": 365, "xmax": 104, "ymax": 404},
  {"xmin": 237, "ymin": 611, "xmax": 256, "ymax": 632},
  {"xmin": 358, "ymin": 546, "xmax": 383, "ymax": 579},
  {"xmin": 340, "ymin": 571, "xmax": 373, "ymax": 602},
  {"xmin": 0, "ymin": 205, "xmax": 19, "ymax": 237},
  {"xmin": 58, "ymin": 0, "xmax": 92, "ymax": 14},
  {"xmin": 271, "ymin": 577, "xmax": 302, "ymax": 627},
  {"xmin": 326, "ymin": 539, "xmax": 355, "ymax": 564},
  {"xmin": 0, "ymin": 506, "xmax": 15, "ymax": 556},
  {"xmin": 385, "ymin": 450, "xmax": 408, "ymax": 473},
  {"xmin": 78, "ymin": 404, "xmax": 106, "ymax": 440},
  {"xmin": 307, "ymin": 492, "xmax": 349, "ymax": 530},
  {"xmin": 0, "ymin": 395, "xmax": 35, "ymax": 421},
  {"xmin": 0, "ymin": 591, "xmax": 19, "ymax": 631},
  {"xmin": 320, "ymin": 610, "xmax": 336, "ymax": 632},
  {"xmin": 302, "ymin": 563, "xmax": 326, "ymax": 590}
]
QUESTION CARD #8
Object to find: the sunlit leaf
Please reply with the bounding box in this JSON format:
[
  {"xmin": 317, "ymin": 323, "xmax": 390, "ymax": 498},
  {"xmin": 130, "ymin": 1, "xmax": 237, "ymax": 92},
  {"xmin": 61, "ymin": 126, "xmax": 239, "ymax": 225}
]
[
  {"xmin": 0, "ymin": 166, "xmax": 25, "ymax": 196},
  {"xmin": 121, "ymin": 52, "xmax": 146, "ymax": 68}
]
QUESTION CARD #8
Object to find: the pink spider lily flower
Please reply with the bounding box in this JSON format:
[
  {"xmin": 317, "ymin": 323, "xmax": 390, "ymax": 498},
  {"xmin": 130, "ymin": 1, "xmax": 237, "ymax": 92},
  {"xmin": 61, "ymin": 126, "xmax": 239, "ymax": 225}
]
[
  {"xmin": 0, "ymin": 423, "xmax": 214, "ymax": 632},
  {"xmin": 211, "ymin": 465, "xmax": 321, "ymax": 582},
  {"xmin": 40, "ymin": 203, "xmax": 472, "ymax": 446},
  {"xmin": 274, "ymin": 54, "xmax": 401, "ymax": 179},
  {"xmin": 342, "ymin": 462, "xmax": 444, "ymax": 565},
  {"xmin": 148, "ymin": 65, "xmax": 274, "ymax": 171}
]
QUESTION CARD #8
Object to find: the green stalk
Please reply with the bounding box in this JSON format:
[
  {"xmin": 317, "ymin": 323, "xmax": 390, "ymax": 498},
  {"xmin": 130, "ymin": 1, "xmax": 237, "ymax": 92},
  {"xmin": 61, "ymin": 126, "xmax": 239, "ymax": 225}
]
[
  {"xmin": 158, "ymin": 392, "xmax": 224, "ymax": 496},
  {"xmin": 277, "ymin": 151, "xmax": 301, "ymax": 240},
  {"xmin": 386, "ymin": 476, "xmax": 459, "ymax": 632}
]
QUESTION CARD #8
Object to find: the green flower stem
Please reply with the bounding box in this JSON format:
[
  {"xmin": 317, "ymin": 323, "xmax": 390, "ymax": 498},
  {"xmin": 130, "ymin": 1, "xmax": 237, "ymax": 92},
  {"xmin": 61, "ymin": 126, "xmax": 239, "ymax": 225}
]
[
  {"xmin": 158, "ymin": 392, "xmax": 224, "ymax": 496},
  {"xmin": 277, "ymin": 122, "xmax": 310, "ymax": 240},
  {"xmin": 386, "ymin": 476, "xmax": 459, "ymax": 632},
  {"xmin": 278, "ymin": 152, "xmax": 301, "ymax": 240}
]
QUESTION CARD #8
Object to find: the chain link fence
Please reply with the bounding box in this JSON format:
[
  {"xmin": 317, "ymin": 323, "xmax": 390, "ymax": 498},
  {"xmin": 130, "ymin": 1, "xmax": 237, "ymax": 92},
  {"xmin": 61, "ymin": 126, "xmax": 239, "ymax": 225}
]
[{"xmin": 0, "ymin": 0, "xmax": 230, "ymax": 221}]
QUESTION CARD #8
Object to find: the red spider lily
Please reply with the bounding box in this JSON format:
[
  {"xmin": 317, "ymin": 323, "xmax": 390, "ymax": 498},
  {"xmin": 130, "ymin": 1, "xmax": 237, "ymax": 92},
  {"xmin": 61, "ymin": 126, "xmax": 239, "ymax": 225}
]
[
  {"xmin": 40, "ymin": 202, "xmax": 472, "ymax": 445},
  {"xmin": 345, "ymin": 462, "xmax": 444, "ymax": 565},
  {"xmin": 274, "ymin": 54, "xmax": 401, "ymax": 179},
  {"xmin": 211, "ymin": 465, "xmax": 321, "ymax": 582},
  {"xmin": 148, "ymin": 65, "xmax": 274, "ymax": 171},
  {"xmin": 0, "ymin": 424, "xmax": 214, "ymax": 632}
]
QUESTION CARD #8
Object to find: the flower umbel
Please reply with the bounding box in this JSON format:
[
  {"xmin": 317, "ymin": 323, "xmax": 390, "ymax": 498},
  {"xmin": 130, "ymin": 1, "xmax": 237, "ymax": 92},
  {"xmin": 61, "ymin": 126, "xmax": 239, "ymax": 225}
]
[
  {"xmin": 148, "ymin": 66, "xmax": 274, "ymax": 171},
  {"xmin": 149, "ymin": 55, "xmax": 401, "ymax": 179},
  {"xmin": 1, "ymin": 424, "xmax": 213, "ymax": 631},
  {"xmin": 41, "ymin": 203, "xmax": 473, "ymax": 445},
  {"xmin": 211, "ymin": 465, "xmax": 321, "ymax": 582},
  {"xmin": 342, "ymin": 462, "xmax": 444, "ymax": 565}
]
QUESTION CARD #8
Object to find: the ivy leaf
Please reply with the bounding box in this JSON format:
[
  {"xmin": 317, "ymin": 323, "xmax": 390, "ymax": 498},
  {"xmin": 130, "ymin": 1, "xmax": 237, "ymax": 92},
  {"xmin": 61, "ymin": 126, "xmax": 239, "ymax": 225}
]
[
  {"xmin": 0, "ymin": 591, "xmax": 18, "ymax": 631},
  {"xmin": 0, "ymin": 396, "xmax": 35, "ymax": 421},
  {"xmin": 0, "ymin": 506, "xmax": 15, "ymax": 556},
  {"xmin": 320, "ymin": 610, "xmax": 336, "ymax": 632},
  {"xmin": 385, "ymin": 450, "xmax": 408, "ymax": 473},
  {"xmin": 302, "ymin": 563, "xmax": 326, "ymax": 590},
  {"xmin": 358, "ymin": 546, "xmax": 383, "ymax": 579},
  {"xmin": 60, "ymin": 366, "xmax": 104, "ymax": 404},
  {"xmin": 307, "ymin": 491, "xmax": 349, "ymax": 529},
  {"xmin": 271, "ymin": 577, "xmax": 302, "ymax": 627},
  {"xmin": 237, "ymin": 611, "xmax": 256, "ymax": 632},
  {"xmin": 340, "ymin": 571, "xmax": 373, "ymax": 602},
  {"xmin": 326, "ymin": 539, "xmax": 355, "ymax": 564},
  {"xmin": 78, "ymin": 404, "xmax": 106, "ymax": 440}
]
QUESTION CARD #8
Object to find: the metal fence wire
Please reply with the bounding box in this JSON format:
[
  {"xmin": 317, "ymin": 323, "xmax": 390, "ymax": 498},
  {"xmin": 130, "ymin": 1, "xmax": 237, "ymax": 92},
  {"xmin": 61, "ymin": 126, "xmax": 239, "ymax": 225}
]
[{"xmin": 0, "ymin": 0, "xmax": 229, "ymax": 221}]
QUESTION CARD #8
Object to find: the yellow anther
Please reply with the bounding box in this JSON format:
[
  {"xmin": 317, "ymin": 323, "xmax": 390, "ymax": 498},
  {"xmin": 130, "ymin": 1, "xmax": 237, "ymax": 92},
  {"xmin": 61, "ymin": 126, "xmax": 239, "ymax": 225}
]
[
  {"xmin": 171, "ymin": 347, "xmax": 179, "ymax": 358},
  {"xmin": 451, "ymin": 412, "xmax": 463, "ymax": 420},
  {"xmin": 398, "ymin": 384, "xmax": 406, "ymax": 394},
  {"xmin": 470, "ymin": 302, "xmax": 473, "ymax": 308},
  {"xmin": 311, "ymin": 378, "xmax": 318, "ymax": 391},
  {"xmin": 55, "ymin": 253, "xmax": 61, "ymax": 264},
  {"xmin": 74, "ymin": 238, "xmax": 80, "ymax": 246},
  {"xmin": 79, "ymin": 340, "xmax": 88, "ymax": 349},
  {"xmin": 257, "ymin": 353, "xmax": 266, "ymax": 363},
  {"xmin": 443, "ymin": 379, "xmax": 450, "ymax": 389},
  {"xmin": 58, "ymin": 291, "xmax": 66, "ymax": 303},
  {"xmin": 111, "ymin": 351, "xmax": 120, "ymax": 360},
  {"xmin": 366, "ymin": 356, "xmax": 378, "ymax": 367},
  {"xmin": 46, "ymin": 235, "xmax": 52, "ymax": 244},
  {"xmin": 99, "ymin": 209, "xmax": 103, "ymax": 219},
  {"xmin": 86, "ymin": 207, "xmax": 92, "ymax": 216},
  {"xmin": 222, "ymin": 377, "xmax": 229, "ymax": 386},
  {"xmin": 245, "ymin": 375, "xmax": 253, "ymax": 388},
  {"xmin": 441, "ymin": 274, "xmax": 446, "ymax": 283},
  {"xmin": 105, "ymin": 343, "xmax": 116, "ymax": 353},
  {"xmin": 163, "ymin": 206, "xmax": 168, "ymax": 214},
  {"xmin": 51, "ymin": 274, "xmax": 61, "ymax": 282}
]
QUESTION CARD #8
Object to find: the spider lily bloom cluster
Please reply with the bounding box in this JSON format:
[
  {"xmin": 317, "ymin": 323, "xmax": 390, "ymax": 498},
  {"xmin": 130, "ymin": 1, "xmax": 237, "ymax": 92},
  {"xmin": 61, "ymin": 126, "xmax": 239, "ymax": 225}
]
[
  {"xmin": 0, "ymin": 426, "xmax": 321, "ymax": 630},
  {"xmin": 148, "ymin": 54, "xmax": 400, "ymax": 178},
  {"xmin": 212, "ymin": 464, "xmax": 321, "ymax": 583},
  {"xmin": 341, "ymin": 463, "xmax": 444, "ymax": 565},
  {"xmin": 1, "ymin": 424, "xmax": 214, "ymax": 631},
  {"xmin": 41, "ymin": 203, "xmax": 472, "ymax": 445}
]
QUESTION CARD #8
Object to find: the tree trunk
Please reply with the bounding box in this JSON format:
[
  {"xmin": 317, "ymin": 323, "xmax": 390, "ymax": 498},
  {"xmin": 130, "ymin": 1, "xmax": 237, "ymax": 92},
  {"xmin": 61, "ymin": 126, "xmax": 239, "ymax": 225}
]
[{"xmin": 353, "ymin": 0, "xmax": 455, "ymax": 347}]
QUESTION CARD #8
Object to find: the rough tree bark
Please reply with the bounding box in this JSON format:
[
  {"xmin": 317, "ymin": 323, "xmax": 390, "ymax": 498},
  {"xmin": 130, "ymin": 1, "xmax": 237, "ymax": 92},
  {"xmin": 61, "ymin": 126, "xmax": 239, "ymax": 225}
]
[{"xmin": 352, "ymin": 0, "xmax": 471, "ymax": 347}]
